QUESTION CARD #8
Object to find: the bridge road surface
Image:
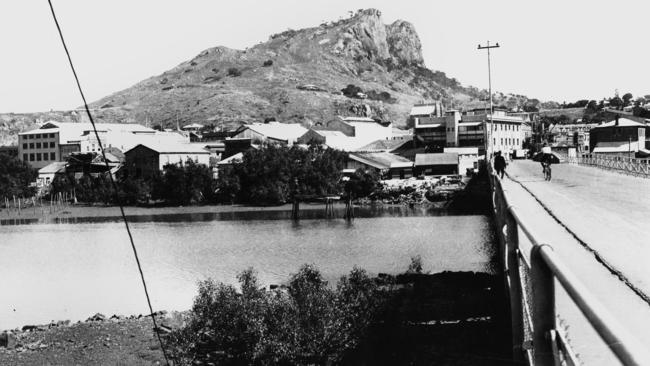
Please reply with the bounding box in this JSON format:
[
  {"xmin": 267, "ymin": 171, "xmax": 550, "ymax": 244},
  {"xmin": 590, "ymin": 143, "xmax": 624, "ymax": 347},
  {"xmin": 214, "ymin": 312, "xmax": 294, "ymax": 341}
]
[{"xmin": 501, "ymin": 160, "xmax": 650, "ymax": 365}]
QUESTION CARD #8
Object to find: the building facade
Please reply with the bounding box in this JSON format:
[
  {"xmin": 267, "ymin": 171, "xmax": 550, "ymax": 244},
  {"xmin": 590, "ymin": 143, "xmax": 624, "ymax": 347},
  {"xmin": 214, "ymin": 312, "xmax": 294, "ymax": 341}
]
[
  {"xmin": 18, "ymin": 121, "xmax": 155, "ymax": 169},
  {"xmin": 413, "ymin": 108, "xmax": 525, "ymax": 155}
]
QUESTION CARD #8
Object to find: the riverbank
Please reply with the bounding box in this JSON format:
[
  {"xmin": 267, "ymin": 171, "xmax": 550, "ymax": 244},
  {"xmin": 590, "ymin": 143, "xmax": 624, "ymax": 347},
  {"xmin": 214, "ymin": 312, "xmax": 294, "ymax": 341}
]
[
  {"xmin": 0, "ymin": 312, "xmax": 171, "ymax": 365},
  {"xmin": 0, "ymin": 271, "xmax": 510, "ymax": 365},
  {"xmin": 0, "ymin": 200, "xmax": 463, "ymax": 225}
]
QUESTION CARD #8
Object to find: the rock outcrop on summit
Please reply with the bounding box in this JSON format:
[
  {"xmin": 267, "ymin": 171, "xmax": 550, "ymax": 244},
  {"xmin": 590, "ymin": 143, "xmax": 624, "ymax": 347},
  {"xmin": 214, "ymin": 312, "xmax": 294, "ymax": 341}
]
[{"xmin": 2, "ymin": 8, "xmax": 535, "ymax": 141}]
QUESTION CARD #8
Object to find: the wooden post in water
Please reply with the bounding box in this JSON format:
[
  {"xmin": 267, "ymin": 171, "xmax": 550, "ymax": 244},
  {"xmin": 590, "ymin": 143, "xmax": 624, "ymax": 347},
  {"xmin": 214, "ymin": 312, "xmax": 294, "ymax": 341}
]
[
  {"xmin": 291, "ymin": 197, "xmax": 300, "ymax": 221},
  {"xmin": 344, "ymin": 196, "xmax": 354, "ymax": 221}
]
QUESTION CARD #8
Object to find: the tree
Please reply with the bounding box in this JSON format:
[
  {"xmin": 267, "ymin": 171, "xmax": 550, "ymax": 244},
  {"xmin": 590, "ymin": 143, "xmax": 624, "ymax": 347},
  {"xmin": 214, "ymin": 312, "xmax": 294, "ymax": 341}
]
[
  {"xmin": 609, "ymin": 96, "xmax": 623, "ymax": 109},
  {"xmin": 622, "ymin": 93, "xmax": 634, "ymax": 107},
  {"xmin": 341, "ymin": 84, "xmax": 363, "ymax": 98},
  {"xmin": 227, "ymin": 67, "xmax": 242, "ymax": 77},
  {"xmin": 0, "ymin": 154, "xmax": 37, "ymax": 198}
]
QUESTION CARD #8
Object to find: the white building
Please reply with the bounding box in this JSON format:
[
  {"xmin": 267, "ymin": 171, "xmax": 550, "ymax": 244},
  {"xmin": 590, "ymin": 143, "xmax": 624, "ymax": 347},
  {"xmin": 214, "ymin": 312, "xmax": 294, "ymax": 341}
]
[{"xmin": 18, "ymin": 121, "xmax": 156, "ymax": 169}]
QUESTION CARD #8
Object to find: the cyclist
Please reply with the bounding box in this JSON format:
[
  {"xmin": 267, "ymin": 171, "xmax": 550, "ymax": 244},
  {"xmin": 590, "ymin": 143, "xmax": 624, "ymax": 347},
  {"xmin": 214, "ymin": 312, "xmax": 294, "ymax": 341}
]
[{"xmin": 540, "ymin": 144, "xmax": 553, "ymax": 181}]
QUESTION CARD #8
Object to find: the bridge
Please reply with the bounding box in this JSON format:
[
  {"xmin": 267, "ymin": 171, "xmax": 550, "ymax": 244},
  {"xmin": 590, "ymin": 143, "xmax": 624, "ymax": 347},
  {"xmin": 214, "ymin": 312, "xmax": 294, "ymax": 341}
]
[{"xmin": 491, "ymin": 159, "xmax": 650, "ymax": 365}]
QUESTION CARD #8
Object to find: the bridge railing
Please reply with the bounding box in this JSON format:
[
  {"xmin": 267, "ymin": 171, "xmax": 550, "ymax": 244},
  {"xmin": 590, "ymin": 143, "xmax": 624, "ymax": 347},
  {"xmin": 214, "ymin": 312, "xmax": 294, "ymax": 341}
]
[
  {"xmin": 489, "ymin": 168, "xmax": 650, "ymax": 365},
  {"xmin": 574, "ymin": 153, "xmax": 650, "ymax": 178}
]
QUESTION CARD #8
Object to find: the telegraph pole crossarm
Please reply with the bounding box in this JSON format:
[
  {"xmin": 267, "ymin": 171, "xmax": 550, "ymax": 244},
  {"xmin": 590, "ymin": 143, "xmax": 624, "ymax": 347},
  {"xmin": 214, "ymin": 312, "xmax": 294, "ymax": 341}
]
[{"xmin": 478, "ymin": 41, "xmax": 500, "ymax": 160}]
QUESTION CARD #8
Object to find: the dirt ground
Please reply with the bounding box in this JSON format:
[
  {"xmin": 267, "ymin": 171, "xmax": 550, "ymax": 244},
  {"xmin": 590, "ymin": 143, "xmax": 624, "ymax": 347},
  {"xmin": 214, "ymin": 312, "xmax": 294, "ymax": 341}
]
[{"xmin": 0, "ymin": 313, "xmax": 174, "ymax": 366}]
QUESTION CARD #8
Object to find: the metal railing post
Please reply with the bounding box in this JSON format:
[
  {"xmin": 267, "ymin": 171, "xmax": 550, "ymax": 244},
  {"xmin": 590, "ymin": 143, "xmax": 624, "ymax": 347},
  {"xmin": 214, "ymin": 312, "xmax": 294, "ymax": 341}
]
[
  {"xmin": 506, "ymin": 210, "xmax": 525, "ymax": 362},
  {"xmin": 531, "ymin": 244, "xmax": 556, "ymax": 366}
]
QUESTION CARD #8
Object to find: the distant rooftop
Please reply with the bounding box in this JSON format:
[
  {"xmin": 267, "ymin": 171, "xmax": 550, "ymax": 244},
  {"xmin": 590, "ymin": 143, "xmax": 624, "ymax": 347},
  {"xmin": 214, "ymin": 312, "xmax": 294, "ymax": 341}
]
[
  {"xmin": 349, "ymin": 152, "xmax": 413, "ymax": 170},
  {"xmin": 414, "ymin": 153, "xmax": 459, "ymax": 166},
  {"xmin": 594, "ymin": 118, "xmax": 647, "ymax": 128},
  {"xmin": 245, "ymin": 122, "xmax": 308, "ymax": 141}
]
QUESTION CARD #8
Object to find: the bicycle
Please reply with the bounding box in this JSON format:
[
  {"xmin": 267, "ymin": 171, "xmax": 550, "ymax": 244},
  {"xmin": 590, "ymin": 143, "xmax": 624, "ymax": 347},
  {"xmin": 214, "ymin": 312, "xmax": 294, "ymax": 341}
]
[{"xmin": 542, "ymin": 163, "xmax": 552, "ymax": 181}]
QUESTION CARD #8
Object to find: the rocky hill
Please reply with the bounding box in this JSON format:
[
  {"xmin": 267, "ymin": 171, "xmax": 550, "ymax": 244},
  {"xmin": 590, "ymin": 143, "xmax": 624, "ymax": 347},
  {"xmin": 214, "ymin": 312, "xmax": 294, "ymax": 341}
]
[
  {"xmin": 87, "ymin": 9, "xmax": 494, "ymax": 129},
  {"xmin": 1, "ymin": 9, "xmax": 541, "ymax": 145}
]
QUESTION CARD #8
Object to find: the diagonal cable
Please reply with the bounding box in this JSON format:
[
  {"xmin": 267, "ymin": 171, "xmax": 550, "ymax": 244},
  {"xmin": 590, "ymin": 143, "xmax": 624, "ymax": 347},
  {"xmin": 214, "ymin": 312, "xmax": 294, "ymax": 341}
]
[{"xmin": 46, "ymin": 1, "xmax": 170, "ymax": 364}]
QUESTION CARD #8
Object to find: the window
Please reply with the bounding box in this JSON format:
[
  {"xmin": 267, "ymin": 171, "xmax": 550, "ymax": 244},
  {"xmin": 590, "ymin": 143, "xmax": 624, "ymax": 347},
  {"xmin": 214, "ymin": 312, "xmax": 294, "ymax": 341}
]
[
  {"xmin": 50, "ymin": 142, "xmax": 55, "ymax": 148},
  {"xmin": 22, "ymin": 143, "xmax": 27, "ymax": 149},
  {"xmin": 27, "ymin": 135, "xmax": 32, "ymax": 140},
  {"xmin": 23, "ymin": 154, "xmax": 27, "ymax": 161},
  {"xmin": 36, "ymin": 153, "xmax": 41, "ymax": 161},
  {"xmin": 29, "ymin": 153, "xmax": 34, "ymax": 161},
  {"xmin": 43, "ymin": 154, "xmax": 48, "ymax": 161},
  {"xmin": 29, "ymin": 143, "xmax": 34, "ymax": 149},
  {"xmin": 36, "ymin": 142, "xmax": 41, "ymax": 149},
  {"xmin": 49, "ymin": 133, "xmax": 55, "ymax": 138},
  {"xmin": 50, "ymin": 152, "xmax": 56, "ymax": 160}
]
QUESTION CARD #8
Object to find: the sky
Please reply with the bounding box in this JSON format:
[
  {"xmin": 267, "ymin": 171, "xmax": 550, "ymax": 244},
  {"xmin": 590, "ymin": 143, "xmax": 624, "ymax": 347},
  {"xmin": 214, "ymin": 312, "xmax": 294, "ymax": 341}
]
[{"xmin": 1, "ymin": 0, "xmax": 648, "ymax": 113}]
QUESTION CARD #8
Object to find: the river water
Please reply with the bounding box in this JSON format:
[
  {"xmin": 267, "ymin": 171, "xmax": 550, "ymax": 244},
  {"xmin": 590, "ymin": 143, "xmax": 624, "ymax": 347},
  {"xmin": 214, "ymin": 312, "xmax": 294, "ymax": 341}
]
[{"xmin": 0, "ymin": 207, "xmax": 495, "ymax": 330}]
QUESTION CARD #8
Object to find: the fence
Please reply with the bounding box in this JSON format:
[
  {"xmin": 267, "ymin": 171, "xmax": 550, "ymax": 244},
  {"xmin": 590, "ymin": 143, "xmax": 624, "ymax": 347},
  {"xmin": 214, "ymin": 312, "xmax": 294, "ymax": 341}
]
[
  {"xmin": 573, "ymin": 154, "xmax": 650, "ymax": 178},
  {"xmin": 489, "ymin": 168, "xmax": 650, "ymax": 365}
]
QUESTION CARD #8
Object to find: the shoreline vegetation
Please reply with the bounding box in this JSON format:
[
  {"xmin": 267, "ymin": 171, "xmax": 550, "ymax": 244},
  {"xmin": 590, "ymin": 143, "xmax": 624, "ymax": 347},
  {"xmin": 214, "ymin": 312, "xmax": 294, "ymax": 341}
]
[
  {"xmin": 1, "ymin": 169, "xmax": 491, "ymax": 225},
  {"xmin": 0, "ymin": 264, "xmax": 509, "ymax": 365}
]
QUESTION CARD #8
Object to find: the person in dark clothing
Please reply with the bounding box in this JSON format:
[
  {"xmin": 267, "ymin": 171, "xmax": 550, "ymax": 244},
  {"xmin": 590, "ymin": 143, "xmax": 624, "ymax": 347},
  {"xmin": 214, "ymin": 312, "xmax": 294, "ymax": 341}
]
[{"xmin": 494, "ymin": 151, "xmax": 507, "ymax": 179}]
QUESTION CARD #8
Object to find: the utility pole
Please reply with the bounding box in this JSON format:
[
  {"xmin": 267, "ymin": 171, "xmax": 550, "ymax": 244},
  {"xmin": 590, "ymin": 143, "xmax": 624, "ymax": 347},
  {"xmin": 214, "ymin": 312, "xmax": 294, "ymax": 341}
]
[{"xmin": 478, "ymin": 41, "xmax": 500, "ymax": 160}]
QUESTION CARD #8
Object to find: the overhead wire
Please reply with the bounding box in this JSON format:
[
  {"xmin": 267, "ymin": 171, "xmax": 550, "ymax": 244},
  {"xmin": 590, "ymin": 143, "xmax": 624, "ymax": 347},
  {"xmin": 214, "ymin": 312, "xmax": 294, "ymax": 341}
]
[{"xmin": 46, "ymin": 1, "xmax": 171, "ymax": 364}]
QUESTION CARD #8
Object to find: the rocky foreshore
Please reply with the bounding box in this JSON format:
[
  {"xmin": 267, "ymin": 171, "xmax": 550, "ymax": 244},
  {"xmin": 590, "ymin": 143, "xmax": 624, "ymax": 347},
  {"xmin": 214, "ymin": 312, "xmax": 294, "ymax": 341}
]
[{"xmin": 0, "ymin": 311, "xmax": 180, "ymax": 365}]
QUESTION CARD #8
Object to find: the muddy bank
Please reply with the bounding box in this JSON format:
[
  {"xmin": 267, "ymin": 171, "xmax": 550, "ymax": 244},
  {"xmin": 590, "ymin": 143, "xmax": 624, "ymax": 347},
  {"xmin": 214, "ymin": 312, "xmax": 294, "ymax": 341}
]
[{"xmin": 1, "ymin": 271, "xmax": 511, "ymax": 365}]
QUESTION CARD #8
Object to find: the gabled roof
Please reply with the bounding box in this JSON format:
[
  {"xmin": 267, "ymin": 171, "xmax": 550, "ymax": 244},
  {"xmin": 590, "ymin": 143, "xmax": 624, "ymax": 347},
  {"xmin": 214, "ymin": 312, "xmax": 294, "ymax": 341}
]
[
  {"xmin": 217, "ymin": 152, "xmax": 244, "ymax": 165},
  {"xmin": 127, "ymin": 142, "xmax": 210, "ymax": 155},
  {"xmin": 244, "ymin": 122, "xmax": 308, "ymax": 141},
  {"xmin": 349, "ymin": 152, "xmax": 413, "ymax": 170},
  {"xmin": 356, "ymin": 138, "xmax": 411, "ymax": 153},
  {"xmin": 38, "ymin": 162, "xmax": 67, "ymax": 174},
  {"xmin": 414, "ymin": 153, "xmax": 459, "ymax": 166},
  {"xmin": 182, "ymin": 123, "xmax": 204, "ymax": 130}
]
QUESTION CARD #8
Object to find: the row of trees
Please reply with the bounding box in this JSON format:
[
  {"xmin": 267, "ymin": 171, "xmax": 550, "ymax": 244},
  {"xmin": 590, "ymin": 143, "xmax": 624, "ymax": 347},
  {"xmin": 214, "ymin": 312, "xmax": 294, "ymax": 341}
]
[
  {"xmin": 49, "ymin": 159, "xmax": 216, "ymax": 206},
  {"xmin": 47, "ymin": 144, "xmax": 375, "ymax": 206},
  {"xmin": 217, "ymin": 144, "xmax": 349, "ymax": 205}
]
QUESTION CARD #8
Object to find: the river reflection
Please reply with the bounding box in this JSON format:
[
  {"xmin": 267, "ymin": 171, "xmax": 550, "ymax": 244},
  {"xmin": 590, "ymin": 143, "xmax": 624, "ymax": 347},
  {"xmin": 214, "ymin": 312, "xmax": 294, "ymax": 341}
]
[{"xmin": 0, "ymin": 209, "xmax": 495, "ymax": 329}]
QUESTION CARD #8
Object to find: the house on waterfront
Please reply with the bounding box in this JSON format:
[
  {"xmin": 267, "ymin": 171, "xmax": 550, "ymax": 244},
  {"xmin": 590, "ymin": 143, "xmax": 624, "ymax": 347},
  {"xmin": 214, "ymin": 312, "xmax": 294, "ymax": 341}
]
[
  {"xmin": 414, "ymin": 153, "xmax": 459, "ymax": 176},
  {"xmin": 37, "ymin": 161, "xmax": 67, "ymax": 188},
  {"xmin": 231, "ymin": 122, "xmax": 308, "ymax": 146},
  {"xmin": 443, "ymin": 147, "xmax": 479, "ymax": 175},
  {"xmin": 589, "ymin": 117, "xmax": 650, "ymax": 157},
  {"xmin": 346, "ymin": 152, "xmax": 413, "ymax": 179},
  {"xmin": 124, "ymin": 142, "xmax": 211, "ymax": 178}
]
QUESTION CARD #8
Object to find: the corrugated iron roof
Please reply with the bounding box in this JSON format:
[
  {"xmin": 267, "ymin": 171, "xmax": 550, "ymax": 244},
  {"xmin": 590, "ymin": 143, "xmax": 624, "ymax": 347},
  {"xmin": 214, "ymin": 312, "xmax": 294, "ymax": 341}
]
[
  {"xmin": 349, "ymin": 152, "xmax": 413, "ymax": 170},
  {"xmin": 414, "ymin": 153, "xmax": 459, "ymax": 166},
  {"xmin": 245, "ymin": 122, "xmax": 308, "ymax": 141},
  {"xmin": 594, "ymin": 118, "xmax": 647, "ymax": 128}
]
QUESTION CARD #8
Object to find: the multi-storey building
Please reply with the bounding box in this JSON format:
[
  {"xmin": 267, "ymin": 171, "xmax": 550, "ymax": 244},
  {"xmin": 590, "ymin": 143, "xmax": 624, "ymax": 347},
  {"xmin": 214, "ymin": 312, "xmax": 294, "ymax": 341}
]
[
  {"xmin": 18, "ymin": 121, "xmax": 155, "ymax": 169},
  {"xmin": 413, "ymin": 107, "xmax": 526, "ymax": 156}
]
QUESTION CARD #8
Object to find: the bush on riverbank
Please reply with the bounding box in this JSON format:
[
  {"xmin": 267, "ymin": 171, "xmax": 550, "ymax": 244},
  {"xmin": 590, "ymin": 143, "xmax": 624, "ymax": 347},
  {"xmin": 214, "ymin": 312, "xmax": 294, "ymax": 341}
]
[
  {"xmin": 217, "ymin": 144, "xmax": 348, "ymax": 205},
  {"xmin": 167, "ymin": 265, "xmax": 387, "ymax": 365},
  {"xmin": 0, "ymin": 154, "xmax": 37, "ymax": 198}
]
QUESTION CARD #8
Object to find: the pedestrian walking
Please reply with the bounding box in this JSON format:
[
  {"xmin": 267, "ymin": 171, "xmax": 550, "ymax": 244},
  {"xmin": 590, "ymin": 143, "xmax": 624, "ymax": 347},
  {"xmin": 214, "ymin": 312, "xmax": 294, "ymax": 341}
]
[{"xmin": 494, "ymin": 151, "xmax": 507, "ymax": 179}]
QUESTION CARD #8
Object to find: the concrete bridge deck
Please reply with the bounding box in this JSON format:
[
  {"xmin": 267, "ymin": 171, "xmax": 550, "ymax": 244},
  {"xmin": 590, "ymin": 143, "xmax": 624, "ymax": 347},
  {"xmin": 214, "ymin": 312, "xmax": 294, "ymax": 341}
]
[{"xmin": 501, "ymin": 160, "xmax": 650, "ymax": 365}]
